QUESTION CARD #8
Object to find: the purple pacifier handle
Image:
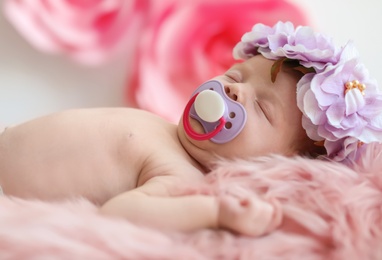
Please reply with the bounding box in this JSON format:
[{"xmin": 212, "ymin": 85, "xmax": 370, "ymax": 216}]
[{"xmin": 185, "ymin": 80, "xmax": 247, "ymax": 143}]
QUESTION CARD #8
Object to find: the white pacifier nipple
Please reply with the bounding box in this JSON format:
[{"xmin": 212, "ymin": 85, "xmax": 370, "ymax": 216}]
[{"xmin": 194, "ymin": 90, "xmax": 225, "ymax": 122}]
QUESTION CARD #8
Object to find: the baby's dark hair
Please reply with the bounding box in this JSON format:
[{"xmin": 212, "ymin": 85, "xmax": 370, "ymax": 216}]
[{"xmin": 293, "ymin": 131, "xmax": 327, "ymax": 159}]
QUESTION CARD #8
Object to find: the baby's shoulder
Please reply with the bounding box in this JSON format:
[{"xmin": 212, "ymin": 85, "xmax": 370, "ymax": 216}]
[{"xmin": 60, "ymin": 107, "xmax": 174, "ymax": 135}]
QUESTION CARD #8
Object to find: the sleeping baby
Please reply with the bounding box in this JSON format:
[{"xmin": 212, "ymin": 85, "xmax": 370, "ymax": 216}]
[{"xmin": 0, "ymin": 22, "xmax": 381, "ymax": 237}]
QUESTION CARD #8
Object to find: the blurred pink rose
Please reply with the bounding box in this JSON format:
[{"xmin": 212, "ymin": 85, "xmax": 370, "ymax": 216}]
[
  {"xmin": 127, "ymin": 0, "xmax": 309, "ymax": 122},
  {"xmin": 4, "ymin": 0, "xmax": 149, "ymax": 64}
]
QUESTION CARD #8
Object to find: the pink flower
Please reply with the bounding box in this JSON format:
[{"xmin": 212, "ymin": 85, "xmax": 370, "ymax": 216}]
[
  {"xmin": 127, "ymin": 0, "xmax": 308, "ymax": 122},
  {"xmin": 4, "ymin": 0, "xmax": 149, "ymax": 64}
]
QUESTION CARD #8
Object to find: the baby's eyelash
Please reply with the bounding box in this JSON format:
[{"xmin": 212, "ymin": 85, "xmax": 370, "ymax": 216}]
[
  {"xmin": 224, "ymin": 74, "xmax": 238, "ymax": 83},
  {"xmin": 224, "ymin": 71, "xmax": 242, "ymax": 83}
]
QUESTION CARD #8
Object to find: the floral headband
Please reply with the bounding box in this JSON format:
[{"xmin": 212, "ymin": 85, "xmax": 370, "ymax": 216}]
[{"xmin": 233, "ymin": 21, "xmax": 382, "ymax": 164}]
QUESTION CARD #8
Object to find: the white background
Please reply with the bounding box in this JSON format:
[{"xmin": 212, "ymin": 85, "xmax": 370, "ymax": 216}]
[{"xmin": 1, "ymin": 0, "xmax": 381, "ymax": 126}]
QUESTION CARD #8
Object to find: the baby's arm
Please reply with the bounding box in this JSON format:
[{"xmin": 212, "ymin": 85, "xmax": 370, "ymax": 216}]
[
  {"xmin": 100, "ymin": 176, "xmax": 218, "ymax": 231},
  {"xmin": 100, "ymin": 176, "xmax": 282, "ymax": 235}
]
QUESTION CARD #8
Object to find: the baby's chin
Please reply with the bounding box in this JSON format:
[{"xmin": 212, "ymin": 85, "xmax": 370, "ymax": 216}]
[
  {"xmin": 177, "ymin": 116, "xmax": 214, "ymax": 152},
  {"xmin": 188, "ymin": 117, "xmax": 206, "ymax": 134},
  {"xmin": 178, "ymin": 115, "xmax": 206, "ymax": 138}
]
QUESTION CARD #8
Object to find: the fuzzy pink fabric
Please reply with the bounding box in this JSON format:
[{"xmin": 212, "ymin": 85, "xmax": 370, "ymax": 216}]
[{"xmin": 1, "ymin": 144, "xmax": 382, "ymax": 259}]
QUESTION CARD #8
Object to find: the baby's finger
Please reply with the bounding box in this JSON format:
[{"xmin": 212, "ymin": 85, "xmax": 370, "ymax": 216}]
[
  {"xmin": 225, "ymin": 185, "xmax": 254, "ymax": 200},
  {"xmin": 265, "ymin": 198, "xmax": 283, "ymax": 233}
]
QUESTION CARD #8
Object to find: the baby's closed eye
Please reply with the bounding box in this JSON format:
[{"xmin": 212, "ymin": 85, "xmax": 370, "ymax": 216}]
[{"xmin": 224, "ymin": 70, "xmax": 242, "ymax": 83}]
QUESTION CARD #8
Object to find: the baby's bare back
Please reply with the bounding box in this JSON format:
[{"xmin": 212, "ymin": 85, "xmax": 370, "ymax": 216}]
[{"xmin": 0, "ymin": 108, "xmax": 192, "ymax": 204}]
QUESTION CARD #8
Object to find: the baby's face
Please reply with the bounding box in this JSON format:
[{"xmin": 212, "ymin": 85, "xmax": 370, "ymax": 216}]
[{"xmin": 178, "ymin": 55, "xmax": 308, "ymax": 167}]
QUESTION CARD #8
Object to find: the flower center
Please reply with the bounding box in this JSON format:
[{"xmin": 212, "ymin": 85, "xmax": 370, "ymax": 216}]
[{"xmin": 344, "ymin": 80, "xmax": 366, "ymax": 95}]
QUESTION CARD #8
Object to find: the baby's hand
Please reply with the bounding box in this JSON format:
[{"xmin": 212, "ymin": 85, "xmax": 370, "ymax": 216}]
[{"xmin": 217, "ymin": 190, "xmax": 282, "ymax": 237}]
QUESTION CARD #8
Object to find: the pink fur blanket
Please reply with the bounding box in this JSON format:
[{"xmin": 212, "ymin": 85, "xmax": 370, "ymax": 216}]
[{"xmin": 1, "ymin": 145, "xmax": 382, "ymax": 259}]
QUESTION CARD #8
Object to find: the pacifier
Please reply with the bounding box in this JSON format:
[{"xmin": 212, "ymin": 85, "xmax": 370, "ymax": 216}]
[{"xmin": 182, "ymin": 80, "xmax": 247, "ymax": 144}]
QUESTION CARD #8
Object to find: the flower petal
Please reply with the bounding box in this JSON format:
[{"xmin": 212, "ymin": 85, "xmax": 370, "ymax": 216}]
[{"xmin": 345, "ymin": 88, "xmax": 365, "ymax": 115}]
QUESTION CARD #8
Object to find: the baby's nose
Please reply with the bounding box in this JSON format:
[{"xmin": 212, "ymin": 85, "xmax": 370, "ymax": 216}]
[{"xmin": 224, "ymin": 85, "xmax": 239, "ymax": 101}]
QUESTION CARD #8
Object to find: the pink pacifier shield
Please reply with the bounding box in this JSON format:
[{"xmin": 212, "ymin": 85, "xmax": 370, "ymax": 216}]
[{"xmin": 185, "ymin": 80, "xmax": 247, "ymax": 143}]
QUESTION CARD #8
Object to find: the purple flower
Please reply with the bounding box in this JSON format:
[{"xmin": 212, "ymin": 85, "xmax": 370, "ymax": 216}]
[
  {"xmin": 325, "ymin": 137, "xmax": 360, "ymax": 163},
  {"xmin": 233, "ymin": 22, "xmax": 294, "ymax": 60},
  {"xmin": 233, "ymin": 21, "xmax": 340, "ymax": 71},
  {"xmin": 297, "ymin": 42, "xmax": 382, "ymax": 160},
  {"xmin": 233, "ymin": 21, "xmax": 382, "ymax": 163}
]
